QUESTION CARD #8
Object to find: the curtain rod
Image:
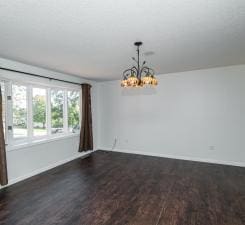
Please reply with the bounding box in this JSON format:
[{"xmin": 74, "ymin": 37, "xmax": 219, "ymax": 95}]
[{"xmin": 0, "ymin": 67, "xmax": 81, "ymax": 85}]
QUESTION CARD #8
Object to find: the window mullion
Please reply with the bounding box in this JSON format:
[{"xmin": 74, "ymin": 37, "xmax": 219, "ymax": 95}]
[
  {"xmin": 47, "ymin": 88, "xmax": 51, "ymax": 136},
  {"xmin": 63, "ymin": 90, "xmax": 68, "ymax": 133},
  {"xmin": 79, "ymin": 89, "xmax": 82, "ymax": 129},
  {"xmin": 28, "ymin": 85, "xmax": 33, "ymax": 141},
  {"xmin": 6, "ymin": 81, "xmax": 13, "ymax": 145}
]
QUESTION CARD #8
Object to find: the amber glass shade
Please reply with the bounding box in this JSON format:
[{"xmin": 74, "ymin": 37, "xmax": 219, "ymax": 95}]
[
  {"xmin": 151, "ymin": 75, "xmax": 158, "ymax": 86},
  {"xmin": 121, "ymin": 75, "xmax": 158, "ymax": 88},
  {"xmin": 127, "ymin": 74, "xmax": 139, "ymax": 87},
  {"xmin": 142, "ymin": 74, "xmax": 153, "ymax": 85},
  {"xmin": 121, "ymin": 79, "xmax": 128, "ymax": 87}
]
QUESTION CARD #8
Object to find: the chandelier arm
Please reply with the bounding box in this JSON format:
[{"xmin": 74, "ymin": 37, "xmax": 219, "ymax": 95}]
[
  {"xmin": 140, "ymin": 66, "xmax": 150, "ymax": 76},
  {"xmin": 131, "ymin": 66, "xmax": 139, "ymax": 76},
  {"xmin": 123, "ymin": 66, "xmax": 140, "ymax": 79},
  {"xmin": 141, "ymin": 61, "xmax": 146, "ymax": 67},
  {"xmin": 148, "ymin": 68, "xmax": 155, "ymax": 74},
  {"xmin": 140, "ymin": 66, "xmax": 148, "ymax": 74},
  {"xmin": 123, "ymin": 68, "xmax": 132, "ymax": 78},
  {"xmin": 140, "ymin": 66, "xmax": 155, "ymax": 76},
  {"xmin": 132, "ymin": 57, "xmax": 138, "ymax": 64},
  {"xmin": 123, "ymin": 68, "xmax": 131, "ymax": 74}
]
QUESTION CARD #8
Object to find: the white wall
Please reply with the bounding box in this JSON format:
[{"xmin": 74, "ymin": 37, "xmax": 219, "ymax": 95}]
[
  {"xmin": 1, "ymin": 59, "xmax": 245, "ymax": 189},
  {"xmin": 7, "ymin": 136, "xmax": 81, "ymax": 184},
  {"xmin": 98, "ymin": 65, "xmax": 245, "ymax": 166},
  {"xmin": 0, "ymin": 57, "xmax": 99, "ymax": 187}
]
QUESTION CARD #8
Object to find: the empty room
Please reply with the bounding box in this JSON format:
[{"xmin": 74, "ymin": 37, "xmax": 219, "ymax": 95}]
[{"xmin": 0, "ymin": 1, "xmax": 245, "ymax": 224}]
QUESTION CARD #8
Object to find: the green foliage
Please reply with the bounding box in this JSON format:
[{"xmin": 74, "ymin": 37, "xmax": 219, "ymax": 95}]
[
  {"xmin": 13, "ymin": 108, "xmax": 27, "ymax": 128},
  {"xmin": 12, "ymin": 85, "xmax": 27, "ymax": 128},
  {"xmin": 33, "ymin": 95, "xmax": 46, "ymax": 128},
  {"xmin": 51, "ymin": 90, "xmax": 64, "ymax": 128},
  {"xmin": 68, "ymin": 91, "xmax": 80, "ymax": 129},
  {"xmin": 13, "ymin": 87, "xmax": 80, "ymax": 131}
]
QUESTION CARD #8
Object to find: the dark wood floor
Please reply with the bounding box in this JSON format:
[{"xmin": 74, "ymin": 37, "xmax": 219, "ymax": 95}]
[{"xmin": 0, "ymin": 150, "xmax": 244, "ymax": 225}]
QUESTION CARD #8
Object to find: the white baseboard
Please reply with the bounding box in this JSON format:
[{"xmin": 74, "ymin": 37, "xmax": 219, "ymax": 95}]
[
  {"xmin": 0, "ymin": 150, "xmax": 96, "ymax": 189},
  {"xmin": 100, "ymin": 147, "xmax": 245, "ymax": 167}
]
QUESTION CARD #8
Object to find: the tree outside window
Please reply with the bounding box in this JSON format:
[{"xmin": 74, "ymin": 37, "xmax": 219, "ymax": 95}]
[
  {"xmin": 33, "ymin": 88, "xmax": 47, "ymax": 136},
  {"xmin": 51, "ymin": 89, "xmax": 64, "ymax": 134},
  {"xmin": 68, "ymin": 90, "xmax": 80, "ymax": 133}
]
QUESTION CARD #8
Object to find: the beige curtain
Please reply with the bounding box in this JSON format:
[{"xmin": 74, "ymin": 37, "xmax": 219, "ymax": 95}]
[
  {"xmin": 0, "ymin": 86, "xmax": 8, "ymax": 185},
  {"xmin": 79, "ymin": 83, "xmax": 93, "ymax": 152}
]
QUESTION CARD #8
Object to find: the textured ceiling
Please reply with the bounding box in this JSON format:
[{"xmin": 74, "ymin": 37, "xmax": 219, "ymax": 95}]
[{"xmin": 0, "ymin": 0, "xmax": 245, "ymax": 81}]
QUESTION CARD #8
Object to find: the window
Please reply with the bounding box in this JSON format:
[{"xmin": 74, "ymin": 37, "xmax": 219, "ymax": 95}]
[
  {"xmin": 12, "ymin": 84, "xmax": 28, "ymax": 139},
  {"xmin": 33, "ymin": 87, "xmax": 47, "ymax": 137},
  {"xmin": 0, "ymin": 78, "xmax": 81, "ymax": 148},
  {"xmin": 68, "ymin": 90, "xmax": 80, "ymax": 133},
  {"xmin": 51, "ymin": 89, "xmax": 64, "ymax": 134},
  {"xmin": 0, "ymin": 81, "xmax": 6, "ymax": 136}
]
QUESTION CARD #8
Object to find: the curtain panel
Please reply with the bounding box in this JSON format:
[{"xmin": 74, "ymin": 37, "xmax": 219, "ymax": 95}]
[
  {"xmin": 0, "ymin": 86, "xmax": 8, "ymax": 185},
  {"xmin": 79, "ymin": 83, "xmax": 93, "ymax": 152}
]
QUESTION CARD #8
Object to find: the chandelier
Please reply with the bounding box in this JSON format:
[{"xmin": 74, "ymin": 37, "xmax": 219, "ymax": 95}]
[{"xmin": 121, "ymin": 42, "xmax": 158, "ymax": 88}]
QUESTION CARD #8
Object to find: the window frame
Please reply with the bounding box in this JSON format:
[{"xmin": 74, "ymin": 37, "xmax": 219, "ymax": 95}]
[
  {"xmin": 0, "ymin": 76, "xmax": 81, "ymax": 150},
  {"xmin": 67, "ymin": 88, "xmax": 82, "ymax": 133},
  {"xmin": 11, "ymin": 81, "xmax": 29, "ymax": 144},
  {"xmin": 0, "ymin": 80, "xmax": 8, "ymax": 143}
]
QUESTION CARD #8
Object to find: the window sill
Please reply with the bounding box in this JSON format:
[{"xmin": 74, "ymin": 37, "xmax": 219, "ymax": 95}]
[{"xmin": 7, "ymin": 133, "xmax": 80, "ymax": 152}]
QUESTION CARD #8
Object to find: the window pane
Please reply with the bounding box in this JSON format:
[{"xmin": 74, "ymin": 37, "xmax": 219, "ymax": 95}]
[
  {"xmin": 51, "ymin": 89, "xmax": 64, "ymax": 134},
  {"xmin": 33, "ymin": 88, "xmax": 47, "ymax": 136},
  {"xmin": 68, "ymin": 91, "xmax": 80, "ymax": 133},
  {"xmin": 12, "ymin": 84, "xmax": 27, "ymax": 138},
  {"xmin": 0, "ymin": 81, "xmax": 5, "ymax": 136}
]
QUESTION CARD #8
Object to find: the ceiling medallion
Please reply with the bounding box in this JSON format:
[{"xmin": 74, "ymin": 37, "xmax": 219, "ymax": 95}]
[{"xmin": 121, "ymin": 42, "xmax": 158, "ymax": 88}]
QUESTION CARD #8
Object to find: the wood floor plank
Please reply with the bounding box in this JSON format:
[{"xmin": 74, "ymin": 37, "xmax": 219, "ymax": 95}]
[{"xmin": 0, "ymin": 150, "xmax": 244, "ymax": 225}]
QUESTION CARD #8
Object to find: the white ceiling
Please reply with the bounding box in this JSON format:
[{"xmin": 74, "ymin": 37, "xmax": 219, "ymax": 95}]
[{"xmin": 0, "ymin": 0, "xmax": 245, "ymax": 81}]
